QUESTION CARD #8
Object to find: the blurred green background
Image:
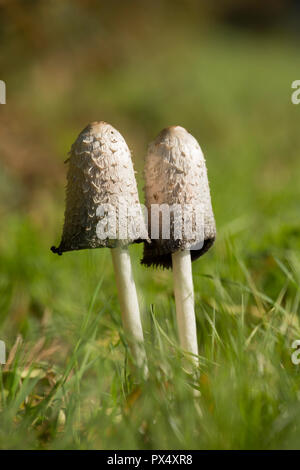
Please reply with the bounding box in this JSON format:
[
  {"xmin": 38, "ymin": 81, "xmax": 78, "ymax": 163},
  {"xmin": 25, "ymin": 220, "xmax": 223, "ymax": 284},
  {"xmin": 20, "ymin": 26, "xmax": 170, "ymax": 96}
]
[{"xmin": 1, "ymin": 0, "xmax": 300, "ymax": 450}]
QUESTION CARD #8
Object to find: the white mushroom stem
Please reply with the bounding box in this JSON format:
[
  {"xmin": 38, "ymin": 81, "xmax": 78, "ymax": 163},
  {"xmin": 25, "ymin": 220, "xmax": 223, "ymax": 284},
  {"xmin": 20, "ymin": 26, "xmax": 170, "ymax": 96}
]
[
  {"xmin": 172, "ymin": 250, "xmax": 199, "ymax": 369},
  {"xmin": 111, "ymin": 246, "xmax": 147, "ymax": 373}
]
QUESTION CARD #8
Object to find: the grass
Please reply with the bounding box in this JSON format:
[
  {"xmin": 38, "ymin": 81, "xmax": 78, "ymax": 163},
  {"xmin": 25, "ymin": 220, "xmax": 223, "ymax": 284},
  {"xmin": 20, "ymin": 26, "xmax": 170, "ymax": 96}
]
[{"xmin": 1, "ymin": 25, "xmax": 300, "ymax": 449}]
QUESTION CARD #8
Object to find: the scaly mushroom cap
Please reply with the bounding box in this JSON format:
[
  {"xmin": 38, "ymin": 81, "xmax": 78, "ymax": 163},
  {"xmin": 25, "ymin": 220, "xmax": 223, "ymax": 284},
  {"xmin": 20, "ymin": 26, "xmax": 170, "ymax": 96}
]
[
  {"xmin": 142, "ymin": 126, "xmax": 216, "ymax": 269},
  {"xmin": 51, "ymin": 121, "xmax": 146, "ymax": 255}
]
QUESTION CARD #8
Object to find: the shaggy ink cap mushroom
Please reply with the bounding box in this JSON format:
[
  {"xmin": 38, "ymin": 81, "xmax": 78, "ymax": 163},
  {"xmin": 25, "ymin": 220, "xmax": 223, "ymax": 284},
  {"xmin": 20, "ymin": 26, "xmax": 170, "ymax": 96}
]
[
  {"xmin": 142, "ymin": 126, "xmax": 216, "ymax": 269},
  {"xmin": 51, "ymin": 121, "xmax": 146, "ymax": 255},
  {"xmin": 51, "ymin": 121, "xmax": 148, "ymax": 373}
]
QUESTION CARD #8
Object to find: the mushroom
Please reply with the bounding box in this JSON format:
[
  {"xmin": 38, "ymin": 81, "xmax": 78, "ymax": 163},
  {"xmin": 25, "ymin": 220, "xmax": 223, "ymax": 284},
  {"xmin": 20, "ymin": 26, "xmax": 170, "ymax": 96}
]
[
  {"xmin": 51, "ymin": 121, "xmax": 147, "ymax": 372},
  {"xmin": 142, "ymin": 126, "xmax": 216, "ymax": 369}
]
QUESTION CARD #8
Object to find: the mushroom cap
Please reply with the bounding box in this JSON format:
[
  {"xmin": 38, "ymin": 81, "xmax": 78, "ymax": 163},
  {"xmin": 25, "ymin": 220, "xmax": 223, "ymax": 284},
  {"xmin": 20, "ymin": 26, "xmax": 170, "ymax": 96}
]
[
  {"xmin": 51, "ymin": 121, "xmax": 146, "ymax": 255},
  {"xmin": 142, "ymin": 126, "xmax": 216, "ymax": 269}
]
